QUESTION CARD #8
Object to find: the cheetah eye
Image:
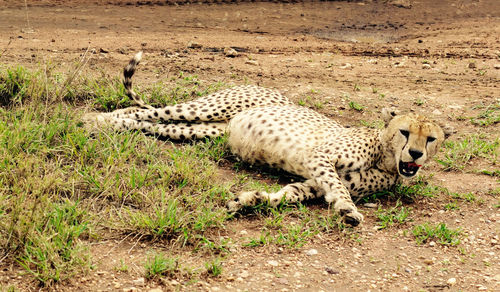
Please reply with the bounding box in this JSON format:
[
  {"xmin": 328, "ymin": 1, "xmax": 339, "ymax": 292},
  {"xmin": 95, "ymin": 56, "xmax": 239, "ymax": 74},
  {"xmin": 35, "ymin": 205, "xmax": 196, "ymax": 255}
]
[
  {"xmin": 427, "ymin": 136, "xmax": 436, "ymax": 143},
  {"xmin": 399, "ymin": 129, "xmax": 409, "ymax": 139}
]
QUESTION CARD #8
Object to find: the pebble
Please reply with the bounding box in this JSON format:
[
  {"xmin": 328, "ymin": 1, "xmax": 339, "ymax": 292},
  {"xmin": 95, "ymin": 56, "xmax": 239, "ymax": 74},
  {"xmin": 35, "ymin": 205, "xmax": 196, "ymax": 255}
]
[
  {"xmin": 432, "ymin": 109, "xmax": 442, "ymax": 115},
  {"xmin": 423, "ymin": 259, "xmax": 434, "ymax": 265},
  {"xmin": 294, "ymin": 271, "xmax": 304, "ymax": 277},
  {"xmin": 170, "ymin": 279, "xmax": 180, "ymax": 285},
  {"xmin": 239, "ymin": 270, "xmax": 250, "ymax": 278},
  {"xmin": 447, "ymin": 277, "xmax": 457, "ymax": 285},
  {"xmin": 132, "ymin": 277, "xmax": 145, "ymax": 286},
  {"xmin": 149, "ymin": 289, "xmax": 163, "ymax": 292},
  {"xmin": 494, "ymin": 64, "xmax": 500, "ymax": 69},
  {"xmin": 468, "ymin": 62, "xmax": 477, "ymax": 69},
  {"xmin": 339, "ymin": 63, "xmax": 352, "ymax": 69},
  {"xmin": 363, "ymin": 203, "xmax": 378, "ymax": 208},
  {"xmin": 267, "ymin": 260, "xmax": 279, "ymax": 267},
  {"xmin": 245, "ymin": 60, "xmax": 259, "ymax": 66},
  {"xmin": 305, "ymin": 249, "xmax": 318, "ymax": 256},
  {"xmin": 325, "ymin": 267, "xmax": 339, "ymax": 275},
  {"xmin": 187, "ymin": 41, "xmax": 203, "ymax": 49},
  {"xmin": 429, "ymin": 241, "xmax": 436, "ymax": 247},
  {"xmin": 224, "ymin": 48, "xmax": 238, "ymax": 57},
  {"xmin": 422, "ymin": 64, "xmax": 432, "ymax": 69},
  {"xmin": 239, "ymin": 230, "xmax": 248, "ymax": 235},
  {"xmin": 123, "ymin": 288, "xmax": 137, "ymax": 292}
]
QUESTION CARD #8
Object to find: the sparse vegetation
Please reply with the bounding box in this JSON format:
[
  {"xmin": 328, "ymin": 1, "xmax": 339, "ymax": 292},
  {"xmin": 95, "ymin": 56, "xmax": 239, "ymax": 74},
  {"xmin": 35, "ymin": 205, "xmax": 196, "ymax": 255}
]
[
  {"xmin": 204, "ymin": 257, "xmax": 223, "ymax": 277},
  {"xmin": 412, "ymin": 223, "xmax": 461, "ymax": 246},
  {"xmin": 348, "ymin": 100, "xmax": 365, "ymax": 112},
  {"xmin": 375, "ymin": 201, "xmax": 412, "ymax": 229},
  {"xmin": 144, "ymin": 253, "xmax": 181, "ymax": 279},
  {"xmin": 470, "ymin": 101, "xmax": 500, "ymax": 127},
  {"xmin": 438, "ymin": 134, "xmax": 499, "ymax": 171}
]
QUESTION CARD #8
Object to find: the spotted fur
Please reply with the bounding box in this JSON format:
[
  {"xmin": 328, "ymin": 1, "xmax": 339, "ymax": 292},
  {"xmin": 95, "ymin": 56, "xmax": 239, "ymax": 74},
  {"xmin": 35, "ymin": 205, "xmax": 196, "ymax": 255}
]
[{"xmin": 84, "ymin": 52, "xmax": 447, "ymax": 226}]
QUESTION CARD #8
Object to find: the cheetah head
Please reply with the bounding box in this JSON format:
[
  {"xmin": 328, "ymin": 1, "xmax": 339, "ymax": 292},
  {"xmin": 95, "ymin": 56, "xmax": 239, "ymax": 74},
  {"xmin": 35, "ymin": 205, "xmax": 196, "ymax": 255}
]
[{"xmin": 380, "ymin": 111, "xmax": 449, "ymax": 179}]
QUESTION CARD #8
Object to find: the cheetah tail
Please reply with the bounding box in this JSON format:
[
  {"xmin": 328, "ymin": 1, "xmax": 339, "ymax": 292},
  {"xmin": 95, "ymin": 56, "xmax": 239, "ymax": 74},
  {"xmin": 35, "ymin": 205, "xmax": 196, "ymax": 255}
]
[{"xmin": 123, "ymin": 51, "xmax": 153, "ymax": 109}]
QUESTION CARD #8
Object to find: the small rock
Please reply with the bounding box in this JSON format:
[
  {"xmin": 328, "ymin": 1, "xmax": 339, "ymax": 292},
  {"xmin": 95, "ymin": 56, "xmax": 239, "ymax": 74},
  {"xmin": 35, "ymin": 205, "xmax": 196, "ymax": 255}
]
[
  {"xmin": 239, "ymin": 270, "xmax": 250, "ymax": 278},
  {"xmin": 429, "ymin": 241, "xmax": 436, "ymax": 247},
  {"xmin": 404, "ymin": 268, "xmax": 412, "ymax": 274},
  {"xmin": 132, "ymin": 277, "xmax": 145, "ymax": 287},
  {"xmin": 114, "ymin": 282, "xmax": 121, "ymax": 289},
  {"xmin": 422, "ymin": 64, "xmax": 432, "ymax": 69},
  {"xmin": 211, "ymin": 287, "xmax": 221, "ymax": 292},
  {"xmin": 305, "ymin": 249, "xmax": 318, "ymax": 256},
  {"xmin": 149, "ymin": 289, "xmax": 163, "ymax": 292},
  {"xmin": 468, "ymin": 62, "xmax": 476, "ymax": 69},
  {"xmin": 187, "ymin": 41, "xmax": 203, "ymax": 49},
  {"xmin": 170, "ymin": 279, "xmax": 180, "ymax": 285},
  {"xmin": 239, "ymin": 230, "xmax": 248, "ymax": 235},
  {"xmin": 432, "ymin": 109, "xmax": 442, "ymax": 115},
  {"xmin": 423, "ymin": 259, "xmax": 434, "ymax": 265},
  {"xmin": 267, "ymin": 260, "xmax": 279, "ymax": 267},
  {"xmin": 363, "ymin": 203, "xmax": 378, "ymax": 208},
  {"xmin": 99, "ymin": 48, "xmax": 109, "ymax": 54},
  {"xmin": 293, "ymin": 271, "xmax": 304, "ymax": 277},
  {"xmin": 123, "ymin": 288, "xmax": 137, "ymax": 292},
  {"xmin": 494, "ymin": 64, "xmax": 500, "ymax": 69},
  {"xmin": 325, "ymin": 267, "xmax": 339, "ymax": 275},
  {"xmin": 224, "ymin": 48, "xmax": 238, "ymax": 57},
  {"xmin": 339, "ymin": 63, "xmax": 352, "ymax": 69},
  {"xmin": 447, "ymin": 278, "xmax": 457, "ymax": 286},
  {"xmin": 245, "ymin": 60, "xmax": 259, "ymax": 66}
]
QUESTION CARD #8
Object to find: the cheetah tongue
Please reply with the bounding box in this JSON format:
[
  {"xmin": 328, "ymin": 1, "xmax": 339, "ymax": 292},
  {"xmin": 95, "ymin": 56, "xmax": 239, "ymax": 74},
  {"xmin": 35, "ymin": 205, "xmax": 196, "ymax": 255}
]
[
  {"xmin": 407, "ymin": 162, "xmax": 422, "ymax": 168},
  {"xmin": 399, "ymin": 161, "xmax": 421, "ymax": 177}
]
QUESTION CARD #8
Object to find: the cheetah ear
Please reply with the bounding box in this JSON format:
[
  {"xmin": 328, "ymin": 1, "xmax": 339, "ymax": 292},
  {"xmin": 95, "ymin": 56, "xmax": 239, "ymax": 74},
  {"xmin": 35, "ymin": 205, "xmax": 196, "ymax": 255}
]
[
  {"xmin": 441, "ymin": 124, "xmax": 455, "ymax": 140},
  {"xmin": 381, "ymin": 107, "xmax": 399, "ymax": 125}
]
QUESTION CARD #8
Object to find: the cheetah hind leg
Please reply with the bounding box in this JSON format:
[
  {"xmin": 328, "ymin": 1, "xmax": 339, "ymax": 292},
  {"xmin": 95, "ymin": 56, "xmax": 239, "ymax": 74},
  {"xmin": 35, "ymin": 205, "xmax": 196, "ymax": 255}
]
[
  {"xmin": 83, "ymin": 114, "xmax": 227, "ymax": 140},
  {"xmin": 226, "ymin": 179, "xmax": 324, "ymax": 211}
]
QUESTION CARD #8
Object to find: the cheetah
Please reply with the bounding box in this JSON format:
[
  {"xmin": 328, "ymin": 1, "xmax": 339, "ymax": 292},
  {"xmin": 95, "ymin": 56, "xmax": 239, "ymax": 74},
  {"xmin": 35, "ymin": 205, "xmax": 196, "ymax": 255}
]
[{"xmin": 84, "ymin": 52, "xmax": 448, "ymax": 226}]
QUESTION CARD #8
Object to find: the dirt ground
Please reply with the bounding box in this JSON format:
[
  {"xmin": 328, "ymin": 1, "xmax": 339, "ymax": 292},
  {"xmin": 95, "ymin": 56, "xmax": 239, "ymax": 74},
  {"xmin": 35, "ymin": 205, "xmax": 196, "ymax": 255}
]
[{"xmin": 1, "ymin": 0, "xmax": 499, "ymax": 291}]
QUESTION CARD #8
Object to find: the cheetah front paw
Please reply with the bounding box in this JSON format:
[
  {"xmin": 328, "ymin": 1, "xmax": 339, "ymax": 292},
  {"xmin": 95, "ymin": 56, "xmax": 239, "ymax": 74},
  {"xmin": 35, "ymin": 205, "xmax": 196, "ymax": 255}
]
[
  {"xmin": 334, "ymin": 200, "xmax": 364, "ymax": 227},
  {"xmin": 226, "ymin": 191, "xmax": 267, "ymax": 212}
]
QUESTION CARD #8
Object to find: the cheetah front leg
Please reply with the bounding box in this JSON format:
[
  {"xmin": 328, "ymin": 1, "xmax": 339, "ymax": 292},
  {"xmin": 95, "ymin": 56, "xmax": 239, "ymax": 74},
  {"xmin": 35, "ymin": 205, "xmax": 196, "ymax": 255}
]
[
  {"xmin": 306, "ymin": 153, "xmax": 364, "ymax": 226},
  {"xmin": 227, "ymin": 179, "xmax": 324, "ymax": 211}
]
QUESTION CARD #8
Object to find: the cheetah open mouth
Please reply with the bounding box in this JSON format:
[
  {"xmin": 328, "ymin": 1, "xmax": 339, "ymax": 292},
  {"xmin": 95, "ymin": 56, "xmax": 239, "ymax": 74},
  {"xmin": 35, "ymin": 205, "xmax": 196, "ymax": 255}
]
[{"xmin": 398, "ymin": 161, "xmax": 421, "ymax": 178}]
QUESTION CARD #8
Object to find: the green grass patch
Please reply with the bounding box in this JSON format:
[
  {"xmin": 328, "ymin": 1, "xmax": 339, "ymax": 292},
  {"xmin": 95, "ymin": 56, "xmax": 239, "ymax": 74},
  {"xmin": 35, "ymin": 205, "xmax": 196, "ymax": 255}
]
[
  {"xmin": 365, "ymin": 175, "xmax": 442, "ymax": 202},
  {"xmin": 375, "ymin": 201, "xmax": 412, "ymax": 229},
  {"xmin": 204, "ymin": 257, "xmax": 223, "ymax": 277},
  {"xmin": 0, "ymin": 63, "xmax": 238, "ymax": 285},
  {"xmin": 144, "ymin": 253, "xmax": 181, "ymax": 279},
  {"xmin": 470, "ymin": 101, "xmax": 500, "ymax": 127},
  {"xmin": 437, "ymin": 134, "xmax": 499, "ymax": 171},
  {"xmin": 243, "ymin": 204, "xmax": 343, "ymax": 248},
  {"xmin": 348, "ymin": 100, "xmax": 365, "ymax": 112},
  {"xmin": 412, "ymin": 223, "xmax": 461, "ymax": 246}
]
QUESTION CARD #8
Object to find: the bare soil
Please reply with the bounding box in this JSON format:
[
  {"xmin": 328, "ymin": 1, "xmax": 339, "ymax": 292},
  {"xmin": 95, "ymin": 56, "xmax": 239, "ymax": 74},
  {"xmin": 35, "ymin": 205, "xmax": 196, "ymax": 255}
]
[{"xmin": 0, "ymin": 0, "xmax": 499, "ymax": 291}]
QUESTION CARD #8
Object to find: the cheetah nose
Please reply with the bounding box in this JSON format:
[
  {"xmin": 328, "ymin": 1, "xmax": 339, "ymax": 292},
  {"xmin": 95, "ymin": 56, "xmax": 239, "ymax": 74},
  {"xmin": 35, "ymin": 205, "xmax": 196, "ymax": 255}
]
[{"xmin": 409, "ymin": 149, "xmax": 423, "ymax": 160}]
